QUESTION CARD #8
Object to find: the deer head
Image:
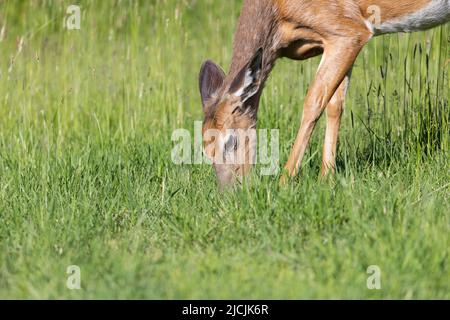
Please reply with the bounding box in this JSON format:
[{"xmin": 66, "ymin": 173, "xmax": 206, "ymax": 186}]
[{"xmin": 199, "ymin": 49, "xmax": 263, "ymax": 189}]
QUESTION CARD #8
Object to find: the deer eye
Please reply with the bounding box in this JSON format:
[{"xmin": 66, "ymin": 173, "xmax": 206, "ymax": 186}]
[{"xmin": 224, "ymin": 134, "xmax": 237, "ymax": 153}]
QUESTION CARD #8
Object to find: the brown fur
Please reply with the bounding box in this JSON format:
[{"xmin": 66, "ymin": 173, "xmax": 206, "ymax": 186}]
[
  {"xmin": 357, "ymin": 0, "xmax": 432, "ymax": 21},
  {"xmin": 200, "ymin": 0, "xmax": 448, "ymax": 188}
]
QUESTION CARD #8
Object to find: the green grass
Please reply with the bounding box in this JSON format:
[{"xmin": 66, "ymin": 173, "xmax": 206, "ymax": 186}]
[{"xmin": 0, "ymin": 0, "xmax": 449, "ymax": 299}]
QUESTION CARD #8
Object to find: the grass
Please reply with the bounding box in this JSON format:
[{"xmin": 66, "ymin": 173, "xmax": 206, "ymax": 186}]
[{"xmin": 0, "ymin": 0, "xmax": 449, "ymax": 299}]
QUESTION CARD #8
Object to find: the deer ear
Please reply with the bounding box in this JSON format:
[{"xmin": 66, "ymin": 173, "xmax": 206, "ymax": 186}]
[
  {"xmin": 229, "ymin": 48, "xmax": 263, "ymax": 103},
  {"xmin": 199, "ymin": 60, "xmax": 226, "ymax": 111}
]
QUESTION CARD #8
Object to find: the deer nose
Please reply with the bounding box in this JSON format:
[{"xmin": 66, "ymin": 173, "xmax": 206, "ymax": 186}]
[{"xmin": 214, "ymin": 164, "xmax": 235, "ymax": 189}]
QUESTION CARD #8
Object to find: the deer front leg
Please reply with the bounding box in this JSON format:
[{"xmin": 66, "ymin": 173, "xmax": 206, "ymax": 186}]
[
  {"xmin": 321, "ymin": 69, "xmax": 352, "ymax": 176},
  {"xmin": 283, "ymin": 39, "xmax": 366, "ymax": 179}
]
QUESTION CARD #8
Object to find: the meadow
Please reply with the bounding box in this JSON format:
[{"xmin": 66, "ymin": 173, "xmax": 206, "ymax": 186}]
[{"xmin": 0, "ymin": 0, "xmax": 448, "ymax": 299}]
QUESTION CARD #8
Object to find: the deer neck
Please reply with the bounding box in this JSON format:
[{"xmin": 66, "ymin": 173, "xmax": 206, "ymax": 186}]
[{"xmin": 224, "ymin": 0, "xmax": 281, "ymax": 113}]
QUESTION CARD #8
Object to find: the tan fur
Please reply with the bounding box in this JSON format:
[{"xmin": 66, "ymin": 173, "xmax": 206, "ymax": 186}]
[
  {"xmin": 201, "ymin": 0, "xmax": 449, "ymax": 187},
  {"xmin": 357, "ymin": 0, "xmax": 432, "ymax": 21}
]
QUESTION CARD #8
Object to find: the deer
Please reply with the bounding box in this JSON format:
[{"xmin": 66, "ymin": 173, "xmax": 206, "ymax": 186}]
[{"xmin": 199, "ymin": 0, "xmax": 450, "ymax": 189}]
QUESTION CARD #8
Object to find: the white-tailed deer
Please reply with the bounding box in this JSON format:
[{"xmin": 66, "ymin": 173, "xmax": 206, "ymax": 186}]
[{"xmin": 199, "ymin": 0, "xmax": 450, "ymax": 188}]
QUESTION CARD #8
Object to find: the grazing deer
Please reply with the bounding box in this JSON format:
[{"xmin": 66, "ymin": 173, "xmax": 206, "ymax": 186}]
[{"xmin": 199, "ymin": 0, "xmax": 450, "ymax": 188}]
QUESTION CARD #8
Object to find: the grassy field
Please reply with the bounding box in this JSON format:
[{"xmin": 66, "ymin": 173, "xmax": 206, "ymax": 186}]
[{"xmin": 0, "ymin": 0, "xmax": 449, "ymax": 299}]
